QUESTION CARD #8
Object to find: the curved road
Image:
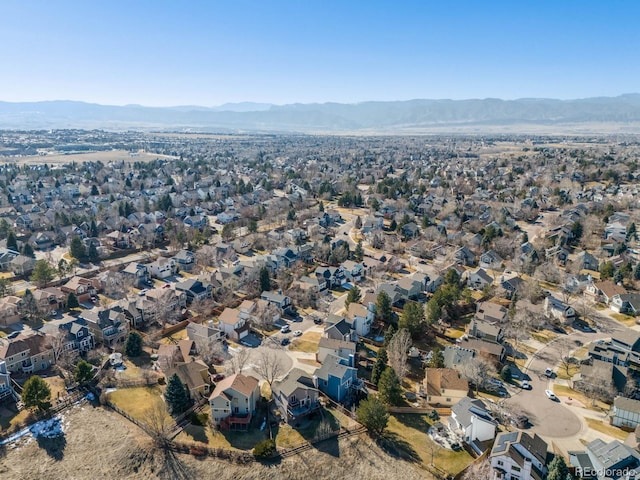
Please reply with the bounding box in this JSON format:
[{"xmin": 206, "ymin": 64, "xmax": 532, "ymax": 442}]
[{"xmin": 505, "ymin": 324, "xmax": 620, "ymax": 439}]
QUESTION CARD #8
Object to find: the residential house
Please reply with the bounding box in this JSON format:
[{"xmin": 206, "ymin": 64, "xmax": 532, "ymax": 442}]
[
  {"xmin": 167, "ymin": 361, "xmax": 211, "ymax": 400},
  {"xmin": 57, "ymin": 318, "xmax": 95, "ymax": 354},
  {"xmin": 467, "ymin": 268, "xmax": 493, "ymax": 290},
  {"xmin": 218, "ymin": 308, "xmax": 249, "ymax": 342},
  {"xmin": 175, "ymin": 278, "xmax": 213, "ymax": 304},
  {"xmin": 0, "ymin": 331, "xmax": 55, "ymax": 374},
  {"xmin": 459, "ymin": 337, "xmax": 506, "ymax": 367},
  {"xmin": 186, "ymin": 320, "xmax": 224, "ymax": 350},
  {"xmin": 174, "ymin": 250, "xmax": 195, "ymax": 270},
  {"xmin": 344, "ymin": 302, "xmax": 374, "ymax": 339},
  {"xmin": 0, "ymin": 360, "xmax": 17, "ymax": 402},
  {"xmin": 316, "ymin": 337, "xmax": 357, "ymax": 364},
  {"xmin": 454, "ymin": 246, "xmax": 476, "ymax": 266},
  {"xmin": 421, "ymin": 368, "xmax": 469, "ymax": 407},
  {"xmin": 479, "ymin": 250, "xmax": 504, "ymax": 270},
  {"xmin": 544, "ymin": 295, "xmax": 576, "ymax": 325},
  {"xmin": 585, "ymin": 280, "xmax": 628, "ymax": 305},
  {"xmin": 149, "ymin": 257, "xmax": 176, "ymax": 279},
  {"xmin": 341, "ymin": 260, "xmax": 365, "ymax": 283},
  {"xmin": 476, "ymin": 301, "xmax": 509, "ymax": 323},
  {"xmin": 61, "ymin": 276, "xmax": 100, "ymax": 303},
  {"xmin": 611, "ymin": 396, "xmax": 640, "ymax": 429},
  {"xmin": 31, "ymin": 287, "xmax": 67, "ymax": 313},
  {"xmin": 79, "ymin": 308, "xmax": 128, "ymax": 347},
  {"xmin": 570, "ymin": 439, "xmax": 640, "ymax": 480},
  {"xmin": 396, "ymin": 277, "xmax": 422, "ymax": 300},
  {"xmin": 376, "ymin": 282, "xmax": 403, "ymax": 306},
  {"xmin": 122, "ymin": 262, "xmax": 151, "ymax": 288},
  {"xmin": 10, "ymin": 255, "xmax": 36, "ymax": 276},
  {"xmin": 272, "ymin": 368, "xmax": 321, "ymax": 424},
  {"xmin": 575, "ymin": 250, "xmax": 599, "ymax": 271},
  {"xmin": 611, "ymin": 294, "xmax": 640, "ymax": 315},
  {"xmin": 0, "ymin": 296, "xmax": 22, "ymax": 327},
  {"xmin": 324, "ymin": 317, "xmax": 352, "ymax": 342},
  {"xmin": 573, "ymin": 359, "xmax": 628, "ymax": 396},
  {"xmin": 451, "ymin": 336, "xmax": 486, "ymax": 370},
  {"xmin": 500, "ymin": 275, "xmax": 524, "ymax": 300},
  {"xmin": 209, "ymin": 373, "xmax": 260, "ymax": 430},
  {"xmin": 315, "ymin": 266, "xmax": 345, "ymax": 290},
  {"xmin": 449, "ymin": 397, "xmax": 497, "ymax": 448},
  {"xmin": 313, "ymin": 353, "xmax": 361, "ymax": 404},
  {"xmin": 490, "ymin": 431, "xmax": 548, "ymax": 480},
  {"xmin": 260, "ymin": 291, "xmax": 292, "ymax": 313},
  {"xmin": 467, "ymin": 318, "xmax": 504, "ymax": 343}
]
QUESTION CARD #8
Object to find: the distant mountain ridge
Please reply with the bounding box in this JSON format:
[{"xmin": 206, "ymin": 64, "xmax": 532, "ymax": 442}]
[{"xmin": 1, "ymin": 95, "xmax": 640, "ymax": 132}]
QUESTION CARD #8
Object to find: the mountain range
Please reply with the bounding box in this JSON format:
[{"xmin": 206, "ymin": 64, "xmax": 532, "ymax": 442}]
[{"xmin": 1, "ymin": 95, "xmax": 640, "ymax": 133}]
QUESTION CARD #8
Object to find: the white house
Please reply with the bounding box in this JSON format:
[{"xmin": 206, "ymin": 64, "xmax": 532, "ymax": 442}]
[
  {"xmin": 345, "ymin": 302, "xmax": 374, "ymax": 339},
  {"xmin": 218, "ymin": 308, "xmax": 249, "ymax": 341},
  {"xmin": 467, "ymin": 268, "xmax": 493, "ymax": 290},
  {"xmin": 149, "ymin": 257, "xmax": 177, "ymax": 279},
  {"xmin": 490, "ymin": 431, "xmax": 548, "ymax": 480},
  {"xmin": 209, "ymin": 373, "xmax": 260, "ymax": 431},
  {"xmin": 449, "ymin": 397, "xmax": 497, "ymax": 448},
  {"xmin": 544, "ymin": 295, "xmax": 576, "ymax": 325},
  {"xmin": 611, "ymin": 396, "xmax": 640, "ymax": 429}
]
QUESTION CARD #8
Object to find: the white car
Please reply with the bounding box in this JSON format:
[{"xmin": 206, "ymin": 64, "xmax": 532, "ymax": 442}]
[
  {"xmin": 293, "ymin": 330, "xmax": 302, "ymax": 337},
  {"xmin": 545, "ymin": 389, "xmax": 557, "ymax": 400},
  {"xmin": 545, "ymin": 367, "xmax": 554, "ymax": 377},
  {"xmin": 280, "ymin": 325, "xmax": 290, "ymax": 334},
  {"xmin": 521, "ymin": 381, "xmax": 531, "ymax": 390}
]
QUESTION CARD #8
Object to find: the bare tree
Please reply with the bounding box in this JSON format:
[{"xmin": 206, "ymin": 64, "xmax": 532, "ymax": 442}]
[
  {"xmin": 143, "ymin": 399, "xmax": 171, "ymax": 446},
  {"xmin": 253, "ymin": 349, "xmax": 286, "ymax": 391},
  {"xmin": 462, "ymin": 458, "xmax": 493, "ymax": 480},
  {"xmin": 504, "ymin": 309, "xmax": 531, "ymax": 355},
  {"xmin": 387, "ymin": 328, "xmax": 412, "ymax": 380},
  {"xmin": 103, "ymin": 271, "xmax": 134, "ymax": 299},
  {"xmin": 252, "ymin": 301, "xmax": 279, "ymax": 331},
  {"xmin": 198, "ymin": 340, "xmax": 226, "ymax": 366},
  {"xmin": 457, "ymin": 357, "xmax": 496, "ymax": 394},
  {"xmin": 229, "ymin": 347, "xmax": 251, "ymax": 374}
]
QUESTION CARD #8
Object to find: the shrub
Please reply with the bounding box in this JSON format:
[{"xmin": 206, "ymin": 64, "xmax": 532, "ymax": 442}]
[
  {"xmin": 190, "ymin": 411, "xmax": 209, "ymax": 426},
  {"xmin": 253, "ymin": 439, "xmax": 276, "ymax": 459}
]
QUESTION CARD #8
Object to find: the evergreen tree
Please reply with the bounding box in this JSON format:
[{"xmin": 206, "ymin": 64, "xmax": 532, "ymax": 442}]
[
  {"xmin": 87, "ymin": 242, "xmax": 100, "ymax": 262},
  {"xmin": 6, "ymin": 231, "xmax": 17, "ymax": 251},
  {"xmin": 355, "ymin": 215, "xmax": 362, "ymax": 229},
  {"xmin": 259, "ymin": 266, "xmax": 271, "ymax": 293},
  {"xmin": 547, "ymin": 455, "xmax": 569, "ymax": 480},
  {"xmin": 91, "ymin": 185, "xmax": 99, "ymax": 196},
  {"xmin": 376, "ymin": 291, "xmax": 393, "ymax": 324},
  {"xmin": 74, "ymin": 359, "xmax": 94, "ymax": 384},
  {"xmin": 353, "ymin": 240, "xmax": 364, "ymax": 262},
  {"xmin": 30, "ymin": 259, "xmax": 54, "ymax": 287},
  {"xmin": 22, "ymin": 243, "xmax": 35, "ymax": 258},
  {"xmin": 70, "ymin": 236, "xmax": 87, "ymax": 260},
  {"xmin": 383, "ymin": 325, "xmax": 396, "ymax": 346},
  {"xmin": 125, "ymin": 331, "xmax": 143, "ymax": 357},
  {"xmin": 378, "ymin": 368, "xmax": 403, "ymax": 406},
  {"xmin": 398, "ymin": 301, "xmax": 425, "ymax": 337},
  {"xmin": 389, "ymin": 219, "xmax": 397, "ymax": 231},
  {"xmin": 67, "ymin": 292, "xmax": 79, "ymax": 310},
  {"xmin": 371, "ymin": 348, "xmax": 388, "ymax": 386},
  {"xmin": 164, "ymin": 373, "xmax": 192, "ymax": 414},
  {"xmin": 22, "ymin": 375, "xmax": 52, "ymax": 413},
  {"xmin": 356, "ymin": 395, "xmax": 389, "ymax": 436},
  {"xmin": 344, "ymin": 285, "xmax": 361, "ymax": 310},
  {"xmin": 90, "ymin": 219, "xmax": 98, "ymax": 238}
]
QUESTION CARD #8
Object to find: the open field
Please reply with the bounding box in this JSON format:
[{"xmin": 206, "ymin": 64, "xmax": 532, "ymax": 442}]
[
  {"xmin": 107, "ymin": 386, "xmax": 169, "ymax": 423},
  {"xmin": 0, "ymin": 149, "xmax": 178, "ymax": 165},
  {"xmin": 585, "ymin": 418, "xmax": 628, "ymax": 441},
  {"xmin": 0, "ymin": 403, "xmax": 429, "ymax": 480},
  {"xmin": 290, "ymin": 331, "xmax": 322, "ymax": 353}
]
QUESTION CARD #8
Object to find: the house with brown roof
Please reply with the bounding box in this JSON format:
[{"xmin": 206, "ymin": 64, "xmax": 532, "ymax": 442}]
[
  {"xmin": 218, "ymin": 307, "xmax": 249, "ymax": 341},
  {"xmin": 475, "ymin": 301, "xmax": 508, "ymax": 323},
  {"xmin": 585, "ymin": 280, "xmax": 627, "ymax": 305},
  {"xmin": 272, "ymin": 368, "xmax": 320, "ymax": 424},
  {"xmin": 0, "ymin": 296, "xmax": 22, "ymax": 327},
  {"xmin": 459, "ymin": 337, "xmax": 506, "ymax": 367},
  {"xmin": 61, "ymin": 276, "xmax": 100, "ymax": 303},
  {"xmin": 166, "ymin": 360, "xmax": 211, "ymax": 400},
  {"xmin": 421, "ymin": 368, "xmax": 469, "ymax": 407},
  {"xmin": 209, "ymin": 373, "xmax": 260, "ymax": 430},
  {"xmin": 31, "ymin": 287, "xmax": 67, "ymax": 313}
]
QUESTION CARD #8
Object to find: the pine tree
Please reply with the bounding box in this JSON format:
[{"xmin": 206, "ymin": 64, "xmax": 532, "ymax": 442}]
[
  {"xmin": 259, "ymin": 266, "xmax": 271, "ymax": 293},
  {"xmin": 125, "ymin": 331, "xmax": 143, "ymax": 357},
  {"xmin": 165, "ymin": 373, "xmax": 192, "ymax": 414},
  {"xmin": 74, "ymin": 359, "xmax": 94, "ymax": 384},
  {"xmin": 371, "ymin": 348, "xmax": 388, "ymax": 386},
  {"xmin": 70, "ymin": 236, "xmax": 86, "ymax": 260},
  {"xmin": 6, "ymin": 231, "xmax": 17, "ymax": 251},
  {"xmin": 378, "ymin": 368, "xmax": 403, "ymax": 406},
  {"xmin": 344, "ymin": 286, "xmax": 361, "ymax": 310},
  {"xmin": 376, "ymin": 291, "xmax": 393, "ymax": 324},
  {"xmin": 353, "ymin": 240, "xmax": 364, "ymax": 262},
  {"xmin": 87, "ymin": 243, "xmax": 99, "ymax": 262},
  {"xmin": 67, "ymin": 292, "xmax": 80, "ymax": 310},
  {"xmin": 355, "ymin": 216, "xmax": 362, "ymax": 229},
  {"xmin": 22, "ymin": 375, "xmax": 52, "ymax": 412},
  {"xmin": 356, "ymin": 395, "xmax": 389, "ymax": 436},
  {"xmin": 547, "ymin": 455, "xmax": 569, "ymax": 480},
  {"xmin": 22, "ymin": 243, "xmax": 35, "ymax": 258}
]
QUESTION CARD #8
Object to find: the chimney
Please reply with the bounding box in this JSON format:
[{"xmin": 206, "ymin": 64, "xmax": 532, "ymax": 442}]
[{"xmin": 312, "ymin": 375, "xmax": 318, "ymax": 389}]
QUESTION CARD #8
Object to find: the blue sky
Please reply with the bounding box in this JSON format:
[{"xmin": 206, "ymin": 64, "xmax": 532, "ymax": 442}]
[{"xmin": 1, "ymin": 1, "xmax": 638, "ymax": 106}]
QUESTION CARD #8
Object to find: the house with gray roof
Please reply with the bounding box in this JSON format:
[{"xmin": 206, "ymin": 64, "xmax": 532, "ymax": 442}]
[
  {"xmin": 272, "ymin": 368, "xmax": 320, "ymax": 424},
  {"xmin": 490, "ymin": 431, "xmax": 548, "ymax": 480},
  {"xmin": 571, "ymin": 438, "xmax": 640, "ymax": 480},
  {"xmin": 448, "ymin": 397, "xmax": 497, "ymax": 450},
  {"xmin": 443, "ymin": 345, "xmax": 475, "ymax": 369},
  {"xmin": 313, "ymin": 353, "xmax": 362, "ymax": 404}
]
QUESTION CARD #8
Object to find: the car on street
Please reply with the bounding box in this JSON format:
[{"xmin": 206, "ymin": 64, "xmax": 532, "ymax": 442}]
[
  {"xmin": 293, "ymin": 330, "xmax": 302, "ymax": 337},
  {"xmin": 138, "ymin": 289, "xmax": 149, "ymax": 296},
  {"xmin": 313, "ymin": 316, "xmax": 323, "ymax": 325},
  {"xmin": 280, "ymin": 338, "xmax": 290, "ymax": 346},
  {"xmin": 545, "ymin": 367, "xmax": 554, "ymax": 377},
  {"xmin": 545, "ymin": 389, "xmax": 557, "ymax": 400},
  {"xmin": 521, "ymin": 381, "xmax": 531, "ymax": 390},
  {"xmin": 212, "ymin": 374, "xmax": 225, "ymax": 382},
  {"xmin": 280, "ymin": 325, "xmax": 291, "ymax": 334}
]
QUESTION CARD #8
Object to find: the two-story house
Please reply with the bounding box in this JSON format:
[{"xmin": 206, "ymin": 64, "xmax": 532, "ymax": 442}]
[
  {"xmin": 218, "ymin": 308, "xmax": 249, "ymax": 342},
  {"xmin": 209, "ymin": 373, "xmax": 260, "ymax": 431},
  {"xmin": 79, "ymin": 308, "xmax": 128, "ymax": 347},
  {"xmin": 490, "ymin": 431, "xmax": 548, "ymax": 480},
  {"xmin": 57, "ymin": 318, "xmax": 95, "ymax": 354},
  {"xmin": 344, "ymin": 302, "xmax": 374, "ymax": 339},
  {"xmin": 0, "ymin": 360, "xmax": 17, "ymax": 402},
  {"xmin": 316, "ymin": 337, "xmax": 357, "ymax": 364},
  {"xmin": 260, "ymin": 291, "xmax": 292, "ymax": 313},
  {"xmin": 175, "ymin": 278, "xmax": 213, "ymax": 304},
  {"xmin": 0, "ymin": 296, "xmax": 22, "ymax": 327},
  {"xmin": 0, "ymin": 331, "xmax": 55, "ymax": 374},
  {"xmin": 186, "ymin": 320, "xmax": 224, "ymax": 351},
  {"xmin": 421, "ymin": 368, "xmax": 469, "ymax": 407},
  {"xmin": 272, "ymin": 368, "xmax": 321, "ymax": 424},
  {"xmin": 149, "ymin": 257, "xmax": 177, "ymax": 280},
  {"xmin": 121, "ymin": 262, "xmax": 151, "ymax": 288},
  {"xmin": 449, "ymin": 397, "xmax": 497, "ymax": 449},
  {"xmin": 61, "ymin": 276, "xmax": 100, "ymax": 303},
  {"xmin": 313, "ymin": 353, "xmax": 361, "ymax": 404}
]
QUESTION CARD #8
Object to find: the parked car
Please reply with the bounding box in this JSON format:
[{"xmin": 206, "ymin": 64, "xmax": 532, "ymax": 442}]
[
  {"xmin": 545, "ymin": 367, "xmax": 554, "ymax": 377},
  {"xmin": 313, "ymin": 316, "xmax": 323, "ymax": 325},
  {"xmin": 293, "ymin": 330, "xmax": 302, "ymax": 337},
  {"xmin": 280, "ymin": 338, "xmax": 290, "ymax": 346},
  {"xmin": 545, "ymin": 389, "xmax": 557, "ymax": 400},
  {"xmin": 138, "ymin": 289, "xmax": 149, "ymax": 296},
  {"xmin": 212, "ymin": 374, "xmax": 225, "ymax": 382},
  {"xmin": 280, "ymin": 325, "xmax": 291, "ymax": 334},
  {"xmin": 521, "ymin": 381, "xmax": 531, "ymax": 390}
]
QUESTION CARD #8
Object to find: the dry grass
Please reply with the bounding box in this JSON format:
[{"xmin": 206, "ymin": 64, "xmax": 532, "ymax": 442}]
[
  {"xmin": 107, "ymin": 386, "xmax": 169, "ymax": 423},
  {"xmin": 0, "ymin": 408, "xmax": 31, "ymax": 433},
  {"xmin": 290, "ymin": 331, "xmax": 322, "ymax": 353},
  {"xmin": 531, "ymin": 330, "xmax": 558, "ymax": 344},
  {"xmin": 611, "ymin": 312, "xmax": 637, "ymax": 327},
  {"xmin": 43, "ymin": 375, "xmax": 67, "ymax": 401},
  {"xmin": 385, "ymin": 414, "xmax": 473, "ymax": 476},
  {"xmin": 552, "ymin": 385, "xmax": 610, "ymax": 412},
  {"xmin": 444, "ymin": 328, "xmax": 465, "ymax": 339},
  {"xmin": 585, "ymin": 418, "xmax": 628, "ymax": 440},
  {"xmin": 159, "ymin": 328, "xmax": 188, "ymax": 344},
  {"xmin": 556, "ymin": 364, "xmax": 580, "ymax": 380}
]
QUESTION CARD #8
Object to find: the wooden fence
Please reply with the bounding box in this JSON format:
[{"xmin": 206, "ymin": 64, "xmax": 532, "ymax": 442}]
[{"xmin": 388, "ymin": 406, "xmax": 451, "ymax": 416}]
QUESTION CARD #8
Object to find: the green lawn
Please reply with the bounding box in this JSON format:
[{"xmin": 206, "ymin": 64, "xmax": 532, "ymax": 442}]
[{"xmin": 384, "ymin": 414, "xmax": 473, "ymax": 476}]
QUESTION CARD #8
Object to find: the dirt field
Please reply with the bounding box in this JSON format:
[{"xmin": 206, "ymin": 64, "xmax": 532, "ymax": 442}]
[
  {"xmin": 0, "ymin": 150, "xmax": 177, "ymax": 165},
  {"xmin": 0, "ymin": 403, "xmax": 430, "ymax": 480}
]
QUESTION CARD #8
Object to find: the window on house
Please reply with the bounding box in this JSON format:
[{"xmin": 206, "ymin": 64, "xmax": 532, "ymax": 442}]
[
  {"xmin": 497, "ymin": 461, "xmax": 503, "ymax": 466},
  {"xmin": 511, "ymin": 466, "xmax": 521, "ymax": 472},
  {"xmin": 446, "ymin": 398, "xmax": 451, "ymax": 402}
]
